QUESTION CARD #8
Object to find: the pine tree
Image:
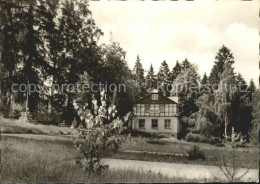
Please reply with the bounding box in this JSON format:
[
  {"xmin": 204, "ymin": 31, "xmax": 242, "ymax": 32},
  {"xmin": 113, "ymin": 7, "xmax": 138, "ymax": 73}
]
[
  {"xmin": 132, "ymin": 55, "xmax": 146, "ymax": 101},
  {"xmin": 145, "ymin": 64, "xmax": 156, "ymax": 89},
  {"xmin": 236, "ymin": 73, "xmax": 247, "ymax": 91},
  {"xmin": 209, "ymin": 45, "xmax": 234, "ymax": 87},
  {"xmin": 170, "ymin": 60, "xmax": 182, "ymax": 82},
  {"xmin": 247, "ymin": 79, "xmax": 256, "ymax": 102},
  {"xmin": 181, "ymin": 58, "xmax": 191, "ymax": 71},
  {"xmin": 201, "ymin": 73, "xmax": 208, "ymax": 85},
  {"xmin": 200, "ymin": 73, "xmax": 209, "ymax": 94},
  {"xmin": 248, "ymin": 79, "xmax": 256, "ymax": 93},
  {"xmin": 133, "ymin": 55, "xmax": 145, "ymax": 82},
  {"xmin": 232, "ymin": 73, "xmax": 253, "ymax": 136},
  {"xmin": 157, "ymin": 60, "xmax": 171, "ymax": 96},
  {"xmin": 0, "ymin": 2, "xmax": 21, "ymax": 111},
  {"xmin": 36, "ymin": 0, "xmax": 63, "ymax": 112},
  {"xmin": 249, "ymin": 91, "xmax": 260, "ymax": 144},
  {"xmin": 21, "ymin": 4, "xmax": 47, "ymax": 112}
]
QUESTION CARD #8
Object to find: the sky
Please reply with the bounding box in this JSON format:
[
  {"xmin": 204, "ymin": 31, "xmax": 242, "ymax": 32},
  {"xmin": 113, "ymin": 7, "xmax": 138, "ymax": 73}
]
[{"xmin": 89, "ymin": 0, "xmax": 259, "ymax": 84}]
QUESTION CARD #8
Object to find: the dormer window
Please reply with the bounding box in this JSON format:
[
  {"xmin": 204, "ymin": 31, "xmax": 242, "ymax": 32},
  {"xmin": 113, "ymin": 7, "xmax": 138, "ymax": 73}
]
[{"xmin": 151, "ymin": 94, "xmax": 158, "ymax": 100}]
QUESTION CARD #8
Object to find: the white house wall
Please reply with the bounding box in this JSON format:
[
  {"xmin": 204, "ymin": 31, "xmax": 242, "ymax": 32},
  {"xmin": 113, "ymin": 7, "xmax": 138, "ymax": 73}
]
[{"xmin": 132, "ymin": 116, "xmax": 180, "ymax": 134}]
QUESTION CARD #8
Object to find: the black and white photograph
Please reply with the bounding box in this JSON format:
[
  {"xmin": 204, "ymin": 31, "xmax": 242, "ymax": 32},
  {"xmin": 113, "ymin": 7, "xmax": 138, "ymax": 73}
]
[{"xmin": 0, "ymin": 0, "xmax": 259, "ymax": 182}]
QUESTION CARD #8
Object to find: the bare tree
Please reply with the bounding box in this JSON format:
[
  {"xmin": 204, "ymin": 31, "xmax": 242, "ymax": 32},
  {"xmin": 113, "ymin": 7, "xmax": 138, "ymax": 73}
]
[{"xmin": 216, "ymin": 127, "xmax": 249, "ymax": 182}]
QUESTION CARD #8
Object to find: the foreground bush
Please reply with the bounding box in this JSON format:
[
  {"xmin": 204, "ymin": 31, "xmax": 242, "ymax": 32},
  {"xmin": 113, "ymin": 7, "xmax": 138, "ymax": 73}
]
[
  {"xmin": 187, "ymin": 145, "xmax": 206, "ymax": 160},
  {"xmin": 73, "ymin": 89, "xmax": 126, "ymax": 174}
]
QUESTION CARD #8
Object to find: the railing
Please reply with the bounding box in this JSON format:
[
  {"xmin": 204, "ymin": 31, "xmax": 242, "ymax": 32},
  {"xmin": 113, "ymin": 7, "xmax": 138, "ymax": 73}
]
[{"xmin": 30, "ymin": 112, "xmax": 62, "ymax": 125}]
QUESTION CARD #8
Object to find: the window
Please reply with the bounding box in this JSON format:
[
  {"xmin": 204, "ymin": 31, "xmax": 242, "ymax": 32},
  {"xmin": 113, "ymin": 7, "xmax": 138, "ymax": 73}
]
[
  {"xmin": 154, "ymin": 104, "xmax": 159, "ymax": 110},
  {"xmin": 165, "ymin": 104, "xmax": 169, "ymax": 113},
  {"xmin": 145, "ymin": 104, "xmax": 150, "ymax": 113},
  {"xmin": 136, "ymin": 105, "xmax": 140, "ymax": 114},
  {"xmin": 150, "ymin": 104, "xmax": 159, "ymax": 110},
  {"xmin": 164, "ymin": 119, "xmax": 171, "ymax": 129},
  {"xmin": 160, "ymin": 104, "xmax": 165, "ymax": 113},
  {"xmin": 152, "ymin": 119, "xmax": 158, "ymax": 128},
  {"xmin": 169, "ymin": 104, "xmax": 174, "ymax": 113},
  {"xmin": 151, "ymin": 94, "xmax": 158, "ymax": 100},
  {"xmin": 140, "ymin": 104, "xmax": 145, "ymax": 113},
  {"xmin": 139, "ymin": 119, "xmax": 145, "ymax": 128},
  {"xmin": 173, "ymin": 104, "xmax": 177, "ymax": 113}
]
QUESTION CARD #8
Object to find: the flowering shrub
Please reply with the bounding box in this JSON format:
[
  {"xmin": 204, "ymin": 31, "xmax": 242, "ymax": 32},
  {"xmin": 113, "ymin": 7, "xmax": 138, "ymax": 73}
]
[{"xmin": 73, "ymin": 89, "xmax": 126, "ymax": 174}]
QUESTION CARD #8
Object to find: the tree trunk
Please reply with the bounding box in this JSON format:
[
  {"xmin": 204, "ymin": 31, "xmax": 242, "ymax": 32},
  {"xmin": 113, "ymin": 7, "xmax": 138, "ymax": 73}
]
[
  {"xmin": 112, "ymin": 87, "xmax": 117, "ymax": 105},
  {"xmin": 25, "ymin": 80, "xmax": 29, "ymax": 116},
  {"xmin": 224, "ymin": 117, "xmax": 228, "ymax": 139}
]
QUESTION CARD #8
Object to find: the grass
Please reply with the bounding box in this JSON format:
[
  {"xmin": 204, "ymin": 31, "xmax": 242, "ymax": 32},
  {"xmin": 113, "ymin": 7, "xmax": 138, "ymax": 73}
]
[
  {"xmin": 2, "ymin": 135, "xmax": 218, "ymax": 183},
  {"xmin": 0, "ymin": 117, "xmax": 76, "ymax": 135},
  {"xmin": 2, "ymin": 133, "xmax": 258, "ymax": 169},
  {"xmin": 118, "ymin": 137, "xmax": 258, "ymax": 169}
]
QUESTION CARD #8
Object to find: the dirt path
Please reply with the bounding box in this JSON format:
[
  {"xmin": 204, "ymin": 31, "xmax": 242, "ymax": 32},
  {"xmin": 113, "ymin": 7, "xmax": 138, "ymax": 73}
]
[{"xmin": 102, "ymin": 158, "xmax": 258, "ymax": 182}]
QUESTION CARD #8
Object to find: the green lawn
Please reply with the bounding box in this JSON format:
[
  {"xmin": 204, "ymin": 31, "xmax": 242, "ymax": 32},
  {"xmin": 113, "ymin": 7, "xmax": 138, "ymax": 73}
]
[{"xmin": 2, "ymin": 135, "xmax": 217, "ymax": 183}]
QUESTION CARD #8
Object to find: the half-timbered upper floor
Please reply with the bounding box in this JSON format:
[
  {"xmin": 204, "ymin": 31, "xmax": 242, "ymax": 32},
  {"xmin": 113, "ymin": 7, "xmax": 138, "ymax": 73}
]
[{"xmin": 133, "ymin": 89, "xmax": 178, "ymax": 117}]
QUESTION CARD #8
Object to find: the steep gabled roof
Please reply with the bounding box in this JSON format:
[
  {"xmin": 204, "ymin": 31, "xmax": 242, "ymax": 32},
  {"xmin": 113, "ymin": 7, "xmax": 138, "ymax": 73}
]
[{"xmin": 137, "ymin": 93, "xmax": 177, "ymax": 104}]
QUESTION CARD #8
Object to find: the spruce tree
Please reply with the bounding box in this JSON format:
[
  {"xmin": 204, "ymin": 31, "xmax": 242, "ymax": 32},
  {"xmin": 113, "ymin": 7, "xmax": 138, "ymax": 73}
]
[
  {"xmin": 145, "ymin": 64, "xmax": 156, "ymax": 89},
  {"xmin": 157, "ymin": 60, "xmax": 171, "ymax": 96},
  {"xmin": 132, "ymin": 55, "xmax": 146, "ymax": 100},
  {"xmin": 200, "ymin": 73, "xmax": 209, "ymax": 94},
  {"xmin": 236, "ymin": 73, "xmax": 247, "ymax": 91},
  {"xmin": 247, "ymin": 79, "xmax": 256, "ymax": 101},
  {"xmin": 0, "ymin": 3, "xmax": 19, "ymax": 111},
  {"xmin": 170, "ymin": 60, "xmax": 182, "ymax": 82},
  {"xmin": 36, "ymin": 0, "xmax": 63, "ymax": 112},
  {"xmin": 181, "ymin": 58, "xmax": 191, "ymax": 71},
  {"xmin": 21, "ymin": 4, "xmax": 47, "ymax": 112},
  {"xmin": 201, "ymin": 73, "xmax": 208, "ymax": 85},
  {"xmin": 133, "ymin": 55, "xmax": 145, "ymax": 82},
  {"xmin": 208, "ymin": 45, "xmax": 234, "ymax": 87},
  {"xmin": 249, "ymin": 90, "xmax": 260, "ymax": 144}
]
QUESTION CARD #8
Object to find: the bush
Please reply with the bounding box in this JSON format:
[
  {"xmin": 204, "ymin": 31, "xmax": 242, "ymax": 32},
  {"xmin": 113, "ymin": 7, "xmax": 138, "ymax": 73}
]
[
  {"xmin": 249, "ymin": 129, "xmax": 258, "ymax": 145},
  {"xmin": 185, "ymin": 133, "xmax": 204, "ymax": 143},
  {"xmin": 122, "ymin": 129, "xmax": 163, "ymax": 139},
  {"xmin": 199, "ymin": 136, "xmax": 209, "ymax": 143},
  {"xmin": 209, "ymin": 137, "xmax": 222, "ymax": 145},
  {"xmin": 3, "ymin": 109, "xmax": 21, "ymax": 119},
  {"xmin": 187, "ymin": 145, "xmax": 205, "ymax": 160},
  {"xmin": 193, "ymin": 135, "xmax": 200, "ymax": 142},
  {"xmin": 185, "ymin": 133, "xmax": 224, "ymax": 146},
  {"xmin": 234, "ymin": 142, "xmax": 247, "ymax": 148}
]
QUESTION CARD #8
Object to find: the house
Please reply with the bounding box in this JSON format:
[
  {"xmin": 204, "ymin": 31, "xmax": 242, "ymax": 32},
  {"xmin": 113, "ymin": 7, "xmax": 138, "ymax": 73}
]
[{"xmin": 131, "ymin": 89, "xmax": 181, "ymax": 139}]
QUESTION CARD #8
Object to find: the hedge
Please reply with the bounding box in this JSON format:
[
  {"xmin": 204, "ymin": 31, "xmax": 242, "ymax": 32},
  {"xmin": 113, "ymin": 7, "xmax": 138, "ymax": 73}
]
[{"xmin": 185, "ymin": 133, "xmax": 224, "ymax": 146}]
